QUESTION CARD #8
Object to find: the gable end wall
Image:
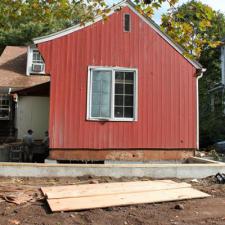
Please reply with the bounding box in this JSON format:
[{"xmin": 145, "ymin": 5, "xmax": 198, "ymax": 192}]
[{"xmin": 38, "ymin": 6, "xmax": 197, "ymax": 160}]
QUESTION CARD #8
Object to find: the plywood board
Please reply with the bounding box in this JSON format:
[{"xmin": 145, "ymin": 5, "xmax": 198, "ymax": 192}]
[
  {"xmin": 42, "ymin": 180, "xmax": 191, "ymax": 199},
  {"xmin": 47, "ymin": 187, "xmax": 210, "ymax": 212},
  {"xmin": 41, "ymin": 180, "xmax": 178, "ymax": 195}
]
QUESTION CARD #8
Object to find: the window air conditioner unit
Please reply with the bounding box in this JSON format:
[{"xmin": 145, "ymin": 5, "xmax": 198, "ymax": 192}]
[{"xmin": 32, "ymin": 63, "xmax": 44, "ymax": 73}]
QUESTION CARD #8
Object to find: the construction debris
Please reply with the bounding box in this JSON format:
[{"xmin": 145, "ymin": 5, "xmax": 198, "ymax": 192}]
[
  {"xmin": 41, "ymin": 180, "xmax": 210, "ymax": 212},
  {"xmin": 0, "ymin": 185, "xmax": 43, "ymax": 205},
  {"xmin": 215, "ymin": 173, "xmax": 225, "ymax": 183}
]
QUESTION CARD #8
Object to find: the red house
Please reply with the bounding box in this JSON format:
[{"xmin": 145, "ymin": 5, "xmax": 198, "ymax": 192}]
[{"xmin": 33, "ymin": 0, "xmax": 204, "ymax": 162}]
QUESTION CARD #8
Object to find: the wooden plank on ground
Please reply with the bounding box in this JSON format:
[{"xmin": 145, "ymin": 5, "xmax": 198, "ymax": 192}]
[
  {"xmin": 42, "ymin": 181, "xmax": 191, "ymax": 199},
  {"xmin": 47, "ymin": 187, "xmax": 210, "ymax": 212},
  {"xmin": 41, "ymin": 180, "xmax": 177, "ymax": 194}
]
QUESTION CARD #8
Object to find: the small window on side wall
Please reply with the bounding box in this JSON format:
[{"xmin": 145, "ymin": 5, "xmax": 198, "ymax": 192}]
[
  {"xmin": 124, "ymin": 14, "xmax": 131, "ymax": 32},
  {"xmin": 26, "ymin": 45, "xmax": 45, "ymax": 75}
]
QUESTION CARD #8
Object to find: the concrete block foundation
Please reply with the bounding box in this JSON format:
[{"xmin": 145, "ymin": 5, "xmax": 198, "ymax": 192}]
[{"xmin": 0, "ymin": 160, "xmax": 225, "ymax": 179}]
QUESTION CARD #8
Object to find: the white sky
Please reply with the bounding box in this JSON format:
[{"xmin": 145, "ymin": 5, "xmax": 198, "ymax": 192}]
[{"xmin": 106, "ymin": 0, "xmax": 225, "ymax": 24}]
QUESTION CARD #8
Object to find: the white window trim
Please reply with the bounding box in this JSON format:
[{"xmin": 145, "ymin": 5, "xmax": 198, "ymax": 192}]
[
  {"xmin": 87, "ymin": 66, "xmax": 138, "ymax": 122},
  {"xmin": 26, "ymin": 45, "xmax": 45, "ymax": 75}
]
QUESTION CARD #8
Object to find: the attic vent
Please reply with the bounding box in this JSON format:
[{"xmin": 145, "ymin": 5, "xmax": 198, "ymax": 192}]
[{"xmin": 124, "ymin": 14, "xmax": 131, "ymax": 32}]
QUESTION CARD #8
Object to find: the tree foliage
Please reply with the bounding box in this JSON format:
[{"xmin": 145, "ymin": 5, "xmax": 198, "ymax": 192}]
[
  {"xmin": 161, "ymin": 0, "xmax": 223, "ymax": 58},
  {"xmin": 0, "ymin": 0, "xmax": 109, "ymax": 48},
  {"xmin": 134, "ymin": 0, "xmax": 178, "ymax": 17}
]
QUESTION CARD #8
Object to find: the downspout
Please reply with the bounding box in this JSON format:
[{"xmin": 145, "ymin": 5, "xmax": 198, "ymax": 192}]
[{"xmin": 196, "ymin": 68, "xmax": 206, "ymax": 150}]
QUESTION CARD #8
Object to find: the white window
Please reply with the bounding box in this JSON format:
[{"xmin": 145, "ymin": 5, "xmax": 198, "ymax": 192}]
[
  {"xmin": 0, "ymin": 95, "xmax": 10, "ymax": 120},
  {"xmin": 87, "ymin": 67, "xmax": 138, "ymax": 121},
  {"xmin": 26, "ymin": 45, "xmax": 45, "ymax": 75}
]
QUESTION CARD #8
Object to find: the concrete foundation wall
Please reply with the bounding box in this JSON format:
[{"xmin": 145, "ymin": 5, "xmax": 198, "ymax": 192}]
[
  {"xmin": 50, "ymin": 149, "xmax": 195, "ymax": 161},
  {"xmin": 0, "ymin": 162, "xmax": 225, "ymax": 179}
]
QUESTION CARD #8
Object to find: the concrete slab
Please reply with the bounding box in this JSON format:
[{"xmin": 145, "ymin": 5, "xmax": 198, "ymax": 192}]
[{"xmin": 0, "ymin": 162, "xmax": 225, "ymax": 179}]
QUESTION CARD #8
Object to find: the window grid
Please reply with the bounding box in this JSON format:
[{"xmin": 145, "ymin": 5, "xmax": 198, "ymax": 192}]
[
  {"xmin": 114, "ymin": 71, "xmax": 134, "ymax": 118},
  {"xmin": 32, "ymin": 50, "xmax": 44, "ymax": 64}
]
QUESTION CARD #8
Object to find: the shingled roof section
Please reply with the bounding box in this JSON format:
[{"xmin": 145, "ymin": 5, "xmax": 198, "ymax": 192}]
[{"xmin": 0, "ymin": 46, "xmax": 50, "ymax": 89}]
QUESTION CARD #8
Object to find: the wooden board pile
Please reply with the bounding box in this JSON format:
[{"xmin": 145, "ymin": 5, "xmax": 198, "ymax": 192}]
[{"xmin": 41, "ymin": 180, "xmax": 210, "ymax": 212}]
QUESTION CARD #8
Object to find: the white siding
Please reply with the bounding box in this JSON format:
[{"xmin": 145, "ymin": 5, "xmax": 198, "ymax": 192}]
[{"xmin": 16, "ymin": 96, "xmax": 49, "ymax": 140}]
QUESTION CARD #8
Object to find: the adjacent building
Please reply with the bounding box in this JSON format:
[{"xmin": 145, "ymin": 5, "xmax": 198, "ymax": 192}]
[{"xmin": 0, "ymin": 46, "xmax": 49, "ymax": 141}]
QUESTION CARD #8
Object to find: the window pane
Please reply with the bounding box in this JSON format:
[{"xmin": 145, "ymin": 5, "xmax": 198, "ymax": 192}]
[
  {"xmin": 125, "ymin": 72, "xmax": 134, "ymax": 82},
  {"xmin": 114, "ymin": 71, "xmax": 135, "ymax": 119},
  {"xmin": 101, "ymin": 104, "xmax": 111, "ymax": 117},
  {"xmin": 33, "ymin": 54, "xmax": 37, "ymax": 61},
  {"xmin": 125, "ymin": 96, "xmax": 133, "ymax": 106},
  {"xmin": 115, "ymin": 107, "xmax": 123, "ymax": 118},
  {"xmin": 125, "ymin": 84, "xmax": 133, "ymax": 94},
  {"xmin": 115, "ymin": 72, "xmax": 124, "ymax": 83},
  {"xmin": 102, "ymin": 80, "xmax": 111, "ymax": 93},
  {"xmin": 124, "ymin": 107, "xmax": 133, "ymax": 118},
  {"xmin": 115, "ymin": 83, "xmax": 124, "ymax": 94},
  {"xmin": 115, "ymin": 95, "xmax": 123, "ymax": 106},
  {"xmin": 32, "ymin": 49, "xmax": 44, "ymax": 65},
  {"xmin": 91, "ymin": 70, "xmax": 112, "ymax": 118},
  {"xmin": 92, "ymin": 81, "xmax": 101, "ymax": 93},
  {"xmin": 101, "ymin": 92, "xmax": 110, "ymax": 105},
  {"xmin": 92, "ymin": 105, "xmax": 100, "ymax": 117},
  {"xmin": 92, "ymin": 93, "xmax": 101, "ymax": 105}
]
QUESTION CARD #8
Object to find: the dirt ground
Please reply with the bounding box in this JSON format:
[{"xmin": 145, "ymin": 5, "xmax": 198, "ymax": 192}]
[{"xmin": 0, "ymin": 175, "xmax": 225, "ymax": 225}]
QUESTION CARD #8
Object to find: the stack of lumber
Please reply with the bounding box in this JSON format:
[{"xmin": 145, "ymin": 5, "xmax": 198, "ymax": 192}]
[{"xmin": 41, "ymin": 180, "xmax": 210, "ymax": 212}]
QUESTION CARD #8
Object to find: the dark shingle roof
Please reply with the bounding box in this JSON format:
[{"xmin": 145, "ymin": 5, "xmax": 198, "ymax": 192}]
[{"xmin": 0, "ymin": 46, "xmax": 49, "ymax": 88}]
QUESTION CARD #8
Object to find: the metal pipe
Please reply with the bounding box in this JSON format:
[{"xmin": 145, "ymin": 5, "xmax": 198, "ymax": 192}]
[{"xmin": 196, "ymin": 68, "xmax": 206, "ymax": 149}]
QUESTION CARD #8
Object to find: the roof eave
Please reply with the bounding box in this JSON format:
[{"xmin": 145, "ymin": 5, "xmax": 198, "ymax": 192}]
[{"xmin": 33, "ymin": 0, "xmax": 202, "ymax": 70}]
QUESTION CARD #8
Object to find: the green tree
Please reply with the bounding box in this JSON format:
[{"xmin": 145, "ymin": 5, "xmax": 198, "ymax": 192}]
[
  {"xmin": 0, "ymin": 0, "xmax": 108, "ymax": 49},
  {"xmin": 161, "ymin": 0, "xmax": 222, "ymax": 58}
]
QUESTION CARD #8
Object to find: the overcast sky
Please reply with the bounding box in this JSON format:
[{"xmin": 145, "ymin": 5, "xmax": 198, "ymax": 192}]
[{"xmin": 106, "ymin": 0, "xmax": 225, "ymax": 24}]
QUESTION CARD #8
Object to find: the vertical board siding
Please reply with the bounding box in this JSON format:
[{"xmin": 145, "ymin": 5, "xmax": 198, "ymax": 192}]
[{"xmin": 38, "ymin": 7, "xmax": 197, "ymax": 150}]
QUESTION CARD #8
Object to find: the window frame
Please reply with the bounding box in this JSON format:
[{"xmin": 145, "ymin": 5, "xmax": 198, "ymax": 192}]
[
  {"xmin": 87, "ymin": 66, "xmax": 138, "ymax": 122},
  {"xmin": 26, "ymin": 45, "xmax": 45, "ymax": 75},
  {"xmin": 0, "ymin": 94, "xmax": 11, "ymax": 120}
]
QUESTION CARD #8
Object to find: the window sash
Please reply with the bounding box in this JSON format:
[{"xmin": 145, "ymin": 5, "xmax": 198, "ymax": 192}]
[
  {"xmin": 88, "ymin": 67, "xmax": 137, "ymax": 121},
  {"xmin": 32, "ymin": 50, "xmax": 44, "ymax": 64},
  {"xmin": 91, "ymin": 70, "xmax": 112, "ymax": 118}
]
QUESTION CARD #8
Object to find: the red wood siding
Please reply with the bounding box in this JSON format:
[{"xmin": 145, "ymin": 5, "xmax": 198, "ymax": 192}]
[{"xmin": 38, "ymin": 6, "xmax": 197, "ymax": 151}]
